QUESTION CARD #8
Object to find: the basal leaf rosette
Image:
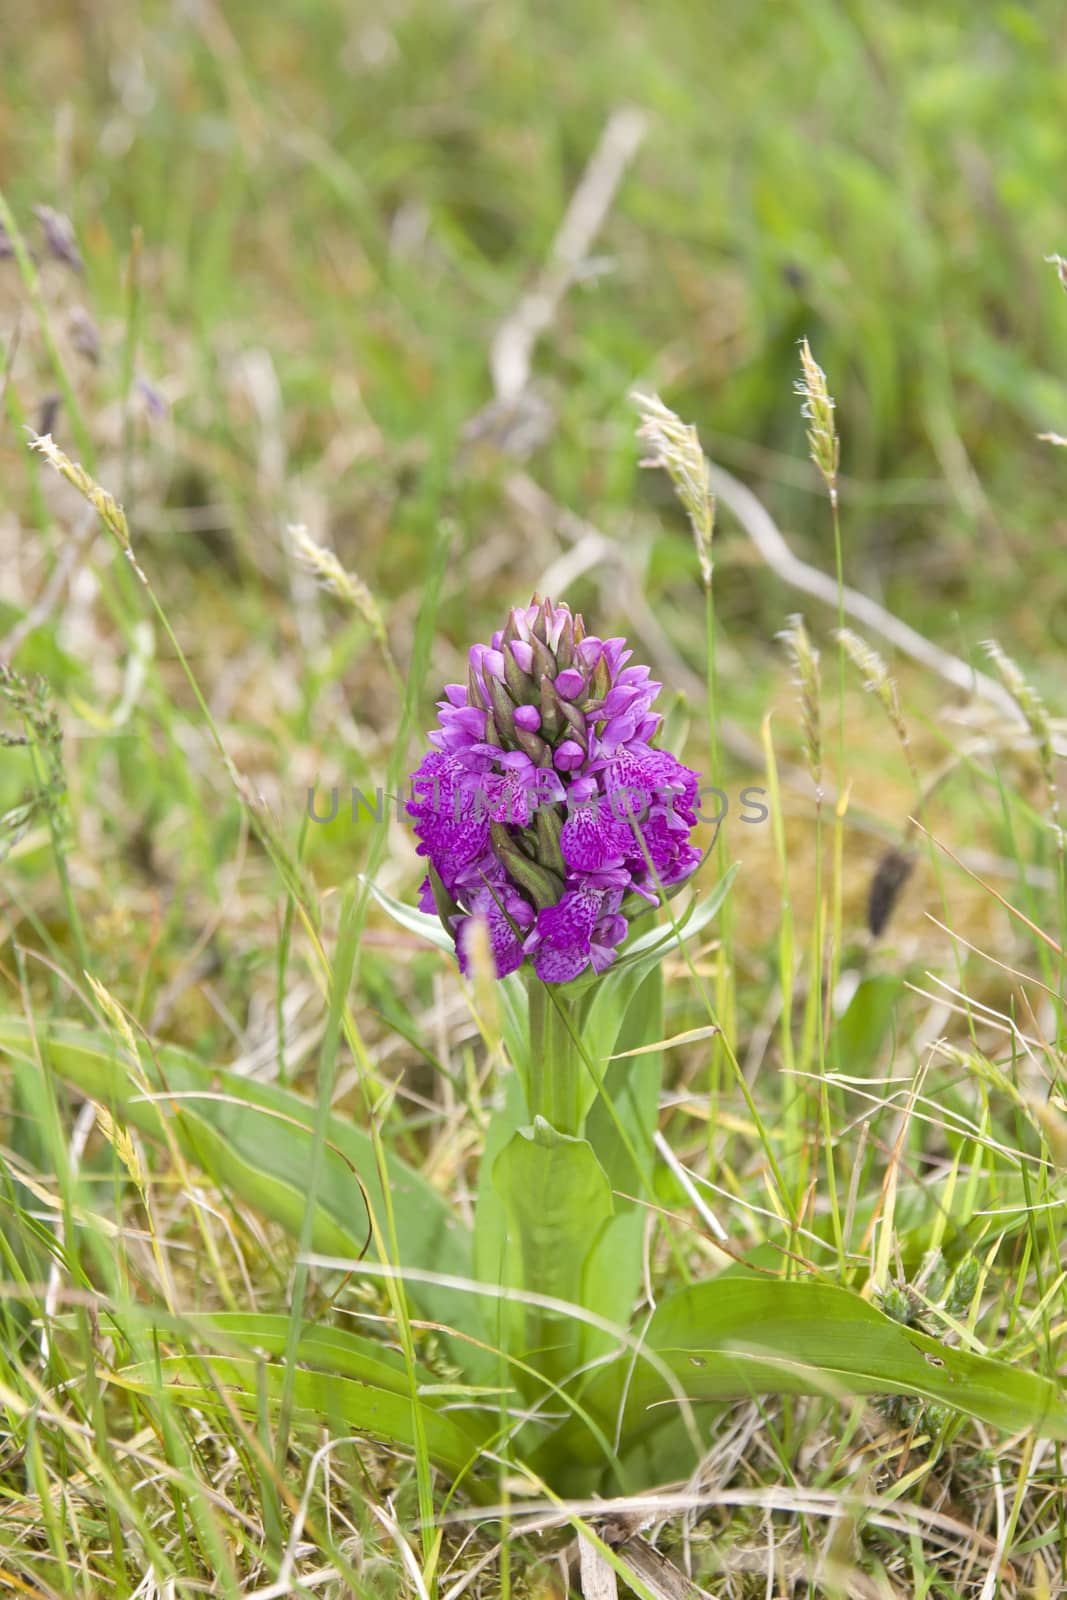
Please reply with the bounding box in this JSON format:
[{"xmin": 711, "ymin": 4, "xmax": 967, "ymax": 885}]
[{"xmin": 407, "ymin": 597, "xmax": 701, "ymax": 983}]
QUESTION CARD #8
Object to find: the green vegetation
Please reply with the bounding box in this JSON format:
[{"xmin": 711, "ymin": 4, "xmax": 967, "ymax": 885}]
[{"xmin": 2, "ymin": 2, "xmax": 1067, "ymax": 1594}]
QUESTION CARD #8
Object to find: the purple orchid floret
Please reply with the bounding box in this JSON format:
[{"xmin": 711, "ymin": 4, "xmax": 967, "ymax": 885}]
[
  {"xmin": 406, "ymin": 597, "xmax": 703, "ymax": 982},
  {"xmin": 408, "ymin": 751, "xmax": 492, "ymax": 892},
  {"xmin": 524, "ymin": 885, "xmax": 622, "ymax": 983},
  {"xmin": 560, "ymin": 777, "xmax": 632, "ymax": 872},
  {"xmin": 456, "ymin": 881, "xmax": 536, "ymax": 978}
]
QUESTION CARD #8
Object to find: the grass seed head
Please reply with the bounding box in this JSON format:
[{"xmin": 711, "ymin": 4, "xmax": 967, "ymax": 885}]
[
  {"xmin": 632, "ymin": 391, "xmax": 715, "ymax": 589},
  {"xmin": 836, "ymin": 626, "xmax": 915, "ymax": 778},
  {"xmin": 983, "ymin": 639, "xmax": 1059, "ymax": 826},
  {"xmin": 289, "ymin": 524, "xmax": 388, "ymax": 649},
  {"xmin": 795, "ymin": 337, "xmax": 839, "ymax": 504},
  {"xmin": 0, "ymin": 665, "xmax": 69, "ymax": 852},
  {"xmin": 85, "ymin": 972, "xmax": 140, "ymax": 1061},
  {"xmin": 92, "ymin": 1101, "xmax": 147, "ymax": 1192},
  {"xmin": 777, "ymin": 612, "xmax": 822, "ymax": 794},
  {"xmin": 28, "ymin": 433, "xmax": 144, "ymax": 579}
]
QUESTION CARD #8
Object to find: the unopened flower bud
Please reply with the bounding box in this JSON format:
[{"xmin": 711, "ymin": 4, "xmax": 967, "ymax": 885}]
[
  {"xmin": 534, "ymin": 806, "xmax": 566, "ymax": 877},
  {"xmin": 530, "ymin": 634, "xmax": 556, "ymax": 683},
  {"xmin": 467, "ymin": 663, "xmax": 489, "ymax": 711},
  {"xmin": 553, "ymin": 740, "xmax": 585, "ymax": 772},
  {"xmin": 515, "ymin": 728, "xmax": 552, "ymax": 766},
  {"xmin": 554, "ymin": 613, "xmax": 575, "ymax": 672},
  {"xmin": 509, "ymin": 639, "xmax": 534, "ymax": 676},
  {"xmin": 489, "ymin": 821, "xmax": 565, "ymax": 909},
  {"xmin": 538, "ymin": 678, "xmax": 563, "ymax": 738},
  {"xmin": 503, "ymin": 647, "xmax": 532, "ymax": 705},
  {"xmin": 590, "ymin": 653, "xmax": 612, "ymax": 702},
  {"xmin": 487, "ymin": 676, "xmax": 517, "ymax": 742},
  {"xmin": 559, "ymin": 702, "xmax": 588, "ymax": 743}
]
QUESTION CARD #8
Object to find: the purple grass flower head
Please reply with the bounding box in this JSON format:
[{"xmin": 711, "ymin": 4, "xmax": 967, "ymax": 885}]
[{"xmin": 407, "ymin": 597, "xmax": 703, "ymax": 981}]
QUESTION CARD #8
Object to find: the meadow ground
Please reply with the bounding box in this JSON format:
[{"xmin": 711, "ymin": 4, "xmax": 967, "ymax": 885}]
[{"xmin": 2, "ymin": 2, "xmax": 1067, "ymax": 1595}]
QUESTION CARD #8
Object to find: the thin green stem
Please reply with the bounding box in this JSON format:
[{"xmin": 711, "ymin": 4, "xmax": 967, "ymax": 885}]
[
  {"xmin": 526, "ymin": 983, "xmax": 584, "ymax": 1136},
  {"xmin": 704, "ymin": 577, "xmax": 734, "ymax": 1177}
]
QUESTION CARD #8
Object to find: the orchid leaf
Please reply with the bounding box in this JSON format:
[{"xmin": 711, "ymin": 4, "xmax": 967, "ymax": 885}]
[
  {"xmin": 491, "ymin": 1117, "xmax": 614, "ymax": 1388},
  {"xmin": 108, "ymin": 1353, "xmax": 491, "ymax": 1491},
  {"xmin": 582, "ymin": 965, "xmax": 665, "ymax": 1365},
  {"xmin": 546, "ymin": 1277, "xmax": 1067, "ymax": 1481},
  {"xmin": 361, "ymin": 876, "xmax": 454, "ymax": 953},
  {"xmin": 0, "ymin": 1018, "xmax": 495, "ymax": 1384}
]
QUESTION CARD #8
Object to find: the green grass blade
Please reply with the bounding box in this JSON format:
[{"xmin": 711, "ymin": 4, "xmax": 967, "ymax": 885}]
[
  {"xmin": 108, "ymin": 1354, "xmax": 491, "ymax": 1489},
  {"xmin": 146, "ymin": 1311, "xmax": 499, "ymax": 1434},
  {"xmin": 0, "ymin": 1018, "xmax": 495, "ymax": 1381}
]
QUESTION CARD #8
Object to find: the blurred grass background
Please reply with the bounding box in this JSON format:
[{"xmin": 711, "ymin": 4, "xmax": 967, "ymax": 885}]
[
  {"xmin": 4, "ymin": 0, "xmax": 1067, "ymax": 659},
  {"xmin": 5, "ymin": 0, "xmax": 1067, "ymax": 919}
]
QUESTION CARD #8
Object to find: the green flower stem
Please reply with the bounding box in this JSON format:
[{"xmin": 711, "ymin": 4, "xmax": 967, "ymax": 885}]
[{"xmin": 526, "ymin": 982, "xmax": 584, "ymax": 1136}]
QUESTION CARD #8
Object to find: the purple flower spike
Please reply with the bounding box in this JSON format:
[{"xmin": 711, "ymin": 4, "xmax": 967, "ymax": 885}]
[
  {"xmin": 407, "ymin": 597, "xmax": 702, "ymax": 980},
  {"xmin": 408, "ymin": 751, "xmax": 492, "ymax": 893}
]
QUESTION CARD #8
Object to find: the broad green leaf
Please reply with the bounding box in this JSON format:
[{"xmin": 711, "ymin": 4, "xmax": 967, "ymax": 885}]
[
  {"xmin": 363, "ymin": 856, "xmax": 736, "ymax": 1000},
  {"xmin": 834, "ymin": 973, "xmax": 905, "ymax": 1075},
  {"xmin": 363, "ymin": 877, "xmax": 529, "ymax": 1072},
  {"xmin": 492, "ymin": 1117, "xmax": 614, "ymax": 1386},
  {"xmin": 361, "ymin": 866, "xmax": 733, "ymax": 1104},
  {"xmin": 582, "ymin": 965, "xmax": 665, "ymax": 1364},
  {"xmin": 496, "ymin": 972, "xmax": 530, "ymax": 1077},
  {"xmin": 564, "ymin": 868, "xmax": 738, "ymax": 1006},
  {"xmin": 472, "ymin": 1068, "xmax": 528, "ymax": 1345},
  {"xmin": 169, "ymin": 1313, "xmax": 502, "ymax": 1425},
  {"xmin": 580, "ymin": 1209, "xmax": 647, "ymax": 1371},
  {"xmin": 613, "ymin": 867, "xmax": 737, "ymax": 969},
  {"xmin": 568, "ymin": 871, "xmax": 736, "ymax": 1124},
  {"xmin": 584, "ymin": 965, "xmax": 664, "ymax": 1197},
  {"xmin": 561, "ymin": 1278, "xmax": 1067, "ymax": 1474},
  {"xmin": 0, "ymin": 1019, "xmax": 495, "ymax": 1384},
  {"xmin": 588, "ymin": 869, "xmax": 735, "ymax": 1021},
  {"xmin": 186, "ymin": 1312, "xmax": 437, "ymax": 1398},
  {"xmin": 109, "ymin": 1353, "xmax": 491, "ymax": 1491}
]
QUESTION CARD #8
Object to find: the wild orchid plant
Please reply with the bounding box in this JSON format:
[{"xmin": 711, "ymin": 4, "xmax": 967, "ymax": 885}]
[
  {"xmin": 406, "ymin": 595, "xmax": 703, "ymax": 1134},
  {"xmin": 6, "ymin": 406, "xmax": 1066, "ymax": 1521},
  {"xmin": 355, "ymin": 588, "xmax": 1067, "ymax": 1497}
]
